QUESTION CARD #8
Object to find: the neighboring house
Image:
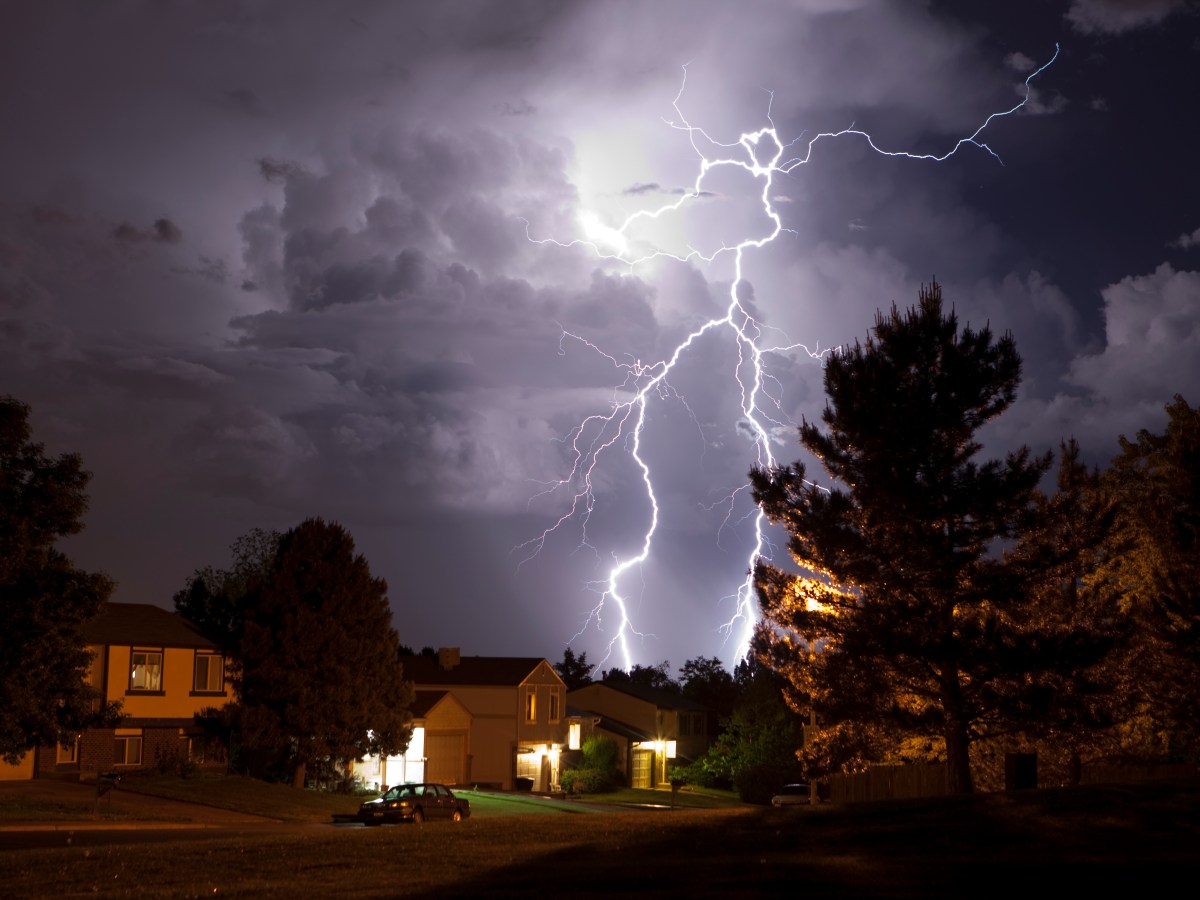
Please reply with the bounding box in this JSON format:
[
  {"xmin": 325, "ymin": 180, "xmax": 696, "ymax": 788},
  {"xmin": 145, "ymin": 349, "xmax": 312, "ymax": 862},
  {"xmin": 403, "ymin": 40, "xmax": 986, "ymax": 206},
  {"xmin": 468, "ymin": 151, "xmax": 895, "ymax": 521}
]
[
  {"xmin": 352, "ymin": 648, "xmax": 569, "ymax": 792},
  {"xmin": 0, "ymin": 602, "xmax": 233, "ymax": 781},
  {"xmin": 567, "ymin": 681, "xmax": 709, "ymax": 788}
]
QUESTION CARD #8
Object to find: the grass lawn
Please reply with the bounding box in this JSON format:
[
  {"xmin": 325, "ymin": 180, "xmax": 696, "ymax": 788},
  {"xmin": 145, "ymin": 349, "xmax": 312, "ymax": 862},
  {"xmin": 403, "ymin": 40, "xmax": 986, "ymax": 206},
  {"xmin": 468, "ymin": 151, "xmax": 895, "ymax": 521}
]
[
  {"xmin": 116, "ymin": 772, "xmax": 365, "ymax": 823},
  {"xmin": 1, "ymin": 781, "xmax": 1197, "ymax": 898},
  {"xmin": 573, "ymin": 784, "xmax": 741, "ymax": 809}
]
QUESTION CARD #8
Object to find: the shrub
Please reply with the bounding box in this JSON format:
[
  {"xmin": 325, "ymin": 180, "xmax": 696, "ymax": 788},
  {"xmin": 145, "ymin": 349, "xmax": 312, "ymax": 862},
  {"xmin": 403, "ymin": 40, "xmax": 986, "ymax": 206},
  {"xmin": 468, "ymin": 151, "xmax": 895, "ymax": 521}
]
[
  {"xmin": 581, "ymin": 735, "xmax": 619, "ymax": 773},
  {"xmin": 560, "ymin": 767, "xmax": 614, "ymax": 794}
]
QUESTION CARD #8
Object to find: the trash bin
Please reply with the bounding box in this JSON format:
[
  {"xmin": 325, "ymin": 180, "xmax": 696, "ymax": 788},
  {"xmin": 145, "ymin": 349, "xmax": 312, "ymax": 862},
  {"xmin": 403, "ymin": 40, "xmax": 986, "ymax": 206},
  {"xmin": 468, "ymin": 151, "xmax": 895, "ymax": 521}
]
[{"xmin": 514, "ymin": 777, "xmax": 534, "ymax": 792}]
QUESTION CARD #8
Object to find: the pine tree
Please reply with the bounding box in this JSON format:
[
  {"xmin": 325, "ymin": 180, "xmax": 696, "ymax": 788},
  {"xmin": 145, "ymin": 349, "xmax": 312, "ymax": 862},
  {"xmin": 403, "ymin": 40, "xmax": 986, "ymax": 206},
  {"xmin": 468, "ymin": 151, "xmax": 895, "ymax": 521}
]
[
  {"xmin": 751, "ymin": 283, "xmax": 1052, "ymax": 793},
  {"xmin": 1096, "ymin": 395, "xmax": 1200, "ymax": 758}
]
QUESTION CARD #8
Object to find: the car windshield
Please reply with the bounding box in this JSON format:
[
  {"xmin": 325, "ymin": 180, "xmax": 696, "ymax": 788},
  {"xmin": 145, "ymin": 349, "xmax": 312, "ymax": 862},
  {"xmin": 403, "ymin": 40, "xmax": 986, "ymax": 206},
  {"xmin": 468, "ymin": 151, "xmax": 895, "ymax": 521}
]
[{"xmin": 780, "ymin": 785, "xmax": 808, "ymax": 795}]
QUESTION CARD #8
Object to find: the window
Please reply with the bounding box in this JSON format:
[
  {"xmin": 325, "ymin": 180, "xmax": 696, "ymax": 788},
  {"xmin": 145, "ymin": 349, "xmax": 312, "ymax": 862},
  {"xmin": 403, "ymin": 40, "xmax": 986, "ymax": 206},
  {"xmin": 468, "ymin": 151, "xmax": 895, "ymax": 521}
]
[
  {"xmin": 114, "ymin": 734, "xmax": 143, "ymax": 766},
  {"xmin": 194, "ymin": 652, "xmax": 224, "ymax": 693},
  {"xmin": 129, "ymin": 650, "xmax": 163, "ymax": 691},
  {"xmin": 568, "ymin": 721, "xmax": 581, "ymax": 751},
  {"xmin": 524, "ymin": 687, "xmax": 536, "ymax": 723},
  {"xmin": 548, "ymin": 688, "xmax": 561, "ymax": 723},
  {"xmin": 57, "ymin": 739, "xmax": 78, "ymax": 764}
]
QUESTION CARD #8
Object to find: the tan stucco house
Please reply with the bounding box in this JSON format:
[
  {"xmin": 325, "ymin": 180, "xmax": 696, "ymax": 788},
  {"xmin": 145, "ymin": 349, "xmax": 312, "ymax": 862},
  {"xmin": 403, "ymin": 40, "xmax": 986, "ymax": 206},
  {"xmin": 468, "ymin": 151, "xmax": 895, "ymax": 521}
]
[
  {"xmin": 1, "ymin": 602, "xmax": 233, "ymax": 781},
  {"xmin": 352, "ymin": 648, "xmax": 570, "ymax": 792}
]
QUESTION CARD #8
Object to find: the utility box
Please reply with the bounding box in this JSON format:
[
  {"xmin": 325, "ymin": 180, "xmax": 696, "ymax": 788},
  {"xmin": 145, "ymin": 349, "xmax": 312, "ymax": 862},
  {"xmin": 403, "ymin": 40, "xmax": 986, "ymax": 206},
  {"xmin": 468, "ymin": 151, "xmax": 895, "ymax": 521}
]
[{"xmin": 1005, "ymin": 753, "xmax": 1037, "ymax": 790}]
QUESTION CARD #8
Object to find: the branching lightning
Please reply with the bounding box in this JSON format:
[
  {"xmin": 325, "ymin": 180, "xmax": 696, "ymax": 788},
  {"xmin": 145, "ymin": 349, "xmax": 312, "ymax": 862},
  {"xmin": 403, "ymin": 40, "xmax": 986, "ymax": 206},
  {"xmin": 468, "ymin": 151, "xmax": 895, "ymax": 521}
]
[{"xmin": 519, "ymin": 47, "xmax": 1059, "ymax": 671}]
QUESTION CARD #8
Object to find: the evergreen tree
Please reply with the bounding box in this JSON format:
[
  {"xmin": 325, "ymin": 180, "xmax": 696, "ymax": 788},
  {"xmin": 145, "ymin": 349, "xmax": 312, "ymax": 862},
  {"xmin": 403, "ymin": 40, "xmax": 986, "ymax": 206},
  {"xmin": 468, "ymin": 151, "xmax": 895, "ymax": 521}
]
[
  {"xmin": 1095, "ymin": 395, "xmax": 1200, "ymax": 758},
  {"xmin": 233, "ymin": 517, "xmax": 414, "ymax": 787},
  {"xmin": 553, "ymin": 646, "xmax": 594, "ymax": 691},
  {"xmin": 0, "ymin": 397, "xmax": 117, "ymax": 762},
  {"xmin": 990, "ymin": 440, "xmax": 1123, "ymax": 784},
  {"xmin": 600, "ymin": 661, "xmax": 679, "ymax": 693},
  {"xmin": 751, "ymin": 283, "xmax": 1052, "ymax": 793}
]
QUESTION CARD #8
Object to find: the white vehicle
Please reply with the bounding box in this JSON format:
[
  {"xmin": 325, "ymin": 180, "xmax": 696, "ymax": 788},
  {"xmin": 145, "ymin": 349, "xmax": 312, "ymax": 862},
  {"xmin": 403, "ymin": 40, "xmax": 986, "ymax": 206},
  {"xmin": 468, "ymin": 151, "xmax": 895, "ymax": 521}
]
[{"xmin": 770, "ymin": 783, "xmax": 811, "ymax": 807}]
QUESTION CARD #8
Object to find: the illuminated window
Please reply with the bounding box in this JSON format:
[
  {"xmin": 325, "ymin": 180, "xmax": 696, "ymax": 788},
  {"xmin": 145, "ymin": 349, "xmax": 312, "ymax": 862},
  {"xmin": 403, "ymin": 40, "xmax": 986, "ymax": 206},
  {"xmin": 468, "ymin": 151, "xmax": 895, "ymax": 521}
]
[
  {"xmin": 57, "ymin": 739, "xmax": 78, "ymax": 764},
  {"xmin": 524, "ymin": 688, "xmax": 536, "ymax": 723},
  {"xmin": 114, "ymin": 734, "xmax": 143, "ymax": 766},
  {"xmin": 548, "ymin": 688, "xmax": 561, "ymax": 723},
  {"xmin": 130, "ymin": 650, "xmax": 163, "ymax": 691},
  {"xmin": 193, "ymin": 652, "xmax": 224, "ymax": 693},
  {"xmin": 568, "ymin": 721, "xmax": 581, "ymax": 751}
]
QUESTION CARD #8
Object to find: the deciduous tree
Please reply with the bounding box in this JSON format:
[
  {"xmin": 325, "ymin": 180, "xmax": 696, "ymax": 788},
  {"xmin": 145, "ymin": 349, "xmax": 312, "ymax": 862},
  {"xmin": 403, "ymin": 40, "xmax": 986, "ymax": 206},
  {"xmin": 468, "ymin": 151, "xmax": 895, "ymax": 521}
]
[
  {"xmin": 751, "ymin": 283, "xmax": 1053, "ymax": 793},
  {"xmin": 173, "ymin": 527, "xmax": 280, "ymax": 653},
  {"xmin": 0, "ymin": 397, "xmax": 116, "ymax": 762},
  {"xmin": 233, "ymin": 517, "xmax": 414, "ymax": 787}
]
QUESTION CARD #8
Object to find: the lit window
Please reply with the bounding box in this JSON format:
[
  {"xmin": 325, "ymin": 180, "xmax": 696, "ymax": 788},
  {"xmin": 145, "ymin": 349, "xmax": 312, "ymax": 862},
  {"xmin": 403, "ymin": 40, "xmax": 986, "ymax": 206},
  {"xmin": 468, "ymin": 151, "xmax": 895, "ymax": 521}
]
[
  {"xmin": 549, "ymin": 688, "xmax": 561, "ymax": 723},
  {"xmin": 568, "ymin": 721, "xmax": 581, "ymax": 750},
  {"xmin": 525, "ymin": 688, "xmax": 536, "ymax": 723},
  {"xmin": 130, "ymin": 650, "xmax": 163, "ymax": 691},
  {"xmin": 194, "ymin": 653, "xmax": 224, "ymax": 692},
  {"xmin": 115, "ymin": 735, "xmax": 143, "ymax": 766}
]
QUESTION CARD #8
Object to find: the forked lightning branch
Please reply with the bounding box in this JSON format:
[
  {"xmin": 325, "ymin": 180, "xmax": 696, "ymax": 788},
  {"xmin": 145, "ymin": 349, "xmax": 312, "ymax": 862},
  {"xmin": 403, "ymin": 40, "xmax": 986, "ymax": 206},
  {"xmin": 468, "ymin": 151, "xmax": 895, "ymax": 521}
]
[{"xmin": 519, "ymin": 47, "xmax": 1059, "ymax": 671}]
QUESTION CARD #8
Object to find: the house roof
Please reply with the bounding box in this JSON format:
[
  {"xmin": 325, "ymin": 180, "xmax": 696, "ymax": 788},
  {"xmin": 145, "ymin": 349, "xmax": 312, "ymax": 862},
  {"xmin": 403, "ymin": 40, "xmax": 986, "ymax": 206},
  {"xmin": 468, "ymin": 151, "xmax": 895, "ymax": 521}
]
[
  {"xmin": 574, "ymin": 680, "xmax": 707, "ymax": 711},
  {"xmin": 401, "ymin": 654, "xmax": 557, "ymax": 687},
  {"xmin": 410, "ymin": 690, "xmax": 449, "ymax": 718},
  {"xmin": 565, "ymin": 706, "xmax": 652, "ymax": 742},
  {"xmin": 82, "ymin": 602, "xmax": 217, "ymax": 650}
]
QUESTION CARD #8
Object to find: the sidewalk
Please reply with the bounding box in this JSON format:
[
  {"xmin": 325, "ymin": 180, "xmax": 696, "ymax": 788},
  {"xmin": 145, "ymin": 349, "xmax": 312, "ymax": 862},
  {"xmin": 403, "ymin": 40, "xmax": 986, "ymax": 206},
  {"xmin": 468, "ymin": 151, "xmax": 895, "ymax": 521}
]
[{"xmin": 0, "ymin": 779, "xmax": 278, "ymax": 831}]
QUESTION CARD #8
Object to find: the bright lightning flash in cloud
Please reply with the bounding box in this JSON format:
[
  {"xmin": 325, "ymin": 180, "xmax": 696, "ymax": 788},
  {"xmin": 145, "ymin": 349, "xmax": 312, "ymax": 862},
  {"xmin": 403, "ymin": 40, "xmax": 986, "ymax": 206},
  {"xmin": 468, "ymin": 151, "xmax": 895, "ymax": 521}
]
[{"xmin": 519, "ymin": 47, "xmax": 1059, "ymax": 671}]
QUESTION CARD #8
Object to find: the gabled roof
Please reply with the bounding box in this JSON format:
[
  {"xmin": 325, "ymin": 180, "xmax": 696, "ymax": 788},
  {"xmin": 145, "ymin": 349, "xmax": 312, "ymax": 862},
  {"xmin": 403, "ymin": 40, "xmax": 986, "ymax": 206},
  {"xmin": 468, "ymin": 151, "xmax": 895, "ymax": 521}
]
[
  {"xmin": 565, "ymin": 705, "xmax": 652, "ymax": 742},
  {"xmin": 82, "ymin": 602, "xmax": 217, "ymax": 650},
  {"xmin": 572, "ymin": 680, "xmax": 707, "ymax": 711},
  {"xmin": 401, "ymin": 654, "xmax": 559, "ymax": 688},
  {"xmin": 410, "ymin": 690, "xmax": 449, "ymax": 718}
]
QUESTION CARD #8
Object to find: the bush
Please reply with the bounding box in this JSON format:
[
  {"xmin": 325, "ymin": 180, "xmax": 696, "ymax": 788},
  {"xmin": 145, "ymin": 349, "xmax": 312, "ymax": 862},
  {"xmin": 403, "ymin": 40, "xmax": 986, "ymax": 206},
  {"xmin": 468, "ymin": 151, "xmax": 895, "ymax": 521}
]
[
  {"xmin": 581, "ymin": 735, "xmax": 619, "ymax": 772},
  {"xmin": 560, "ymin": 767, "xmax": 614, "ymax": 795}
]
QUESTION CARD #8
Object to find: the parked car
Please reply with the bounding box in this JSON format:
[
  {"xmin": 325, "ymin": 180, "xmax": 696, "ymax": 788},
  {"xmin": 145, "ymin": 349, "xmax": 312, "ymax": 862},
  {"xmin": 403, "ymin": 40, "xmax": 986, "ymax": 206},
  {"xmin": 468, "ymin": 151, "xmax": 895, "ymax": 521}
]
[
  {"xmin": 770, "ymin": 783, "xmax": 811, "ymax": 807},
  {"xmin": 357, "ymin": 782, "xmax": 471, "ymax": 824}
]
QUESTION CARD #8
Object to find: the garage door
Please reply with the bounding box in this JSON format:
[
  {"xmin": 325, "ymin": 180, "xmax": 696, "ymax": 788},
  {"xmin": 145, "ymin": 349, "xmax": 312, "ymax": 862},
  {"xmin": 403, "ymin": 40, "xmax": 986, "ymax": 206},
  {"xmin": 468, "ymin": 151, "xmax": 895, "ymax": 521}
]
[
  {"xmin": 631, "ymin": 748, "xmax": 653, "ymax": 789},
  {"xmin": 424, "ymin": 733, "xmax": 466, "ymax": 785}
]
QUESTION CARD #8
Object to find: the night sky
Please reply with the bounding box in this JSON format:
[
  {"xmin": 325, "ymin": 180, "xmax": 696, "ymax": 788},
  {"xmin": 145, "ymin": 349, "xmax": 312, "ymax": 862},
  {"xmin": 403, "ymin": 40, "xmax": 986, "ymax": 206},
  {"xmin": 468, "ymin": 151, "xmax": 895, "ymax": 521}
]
[{"xmin": 2, "ymin": 1, "xmax": 1197, "ymax": 671}]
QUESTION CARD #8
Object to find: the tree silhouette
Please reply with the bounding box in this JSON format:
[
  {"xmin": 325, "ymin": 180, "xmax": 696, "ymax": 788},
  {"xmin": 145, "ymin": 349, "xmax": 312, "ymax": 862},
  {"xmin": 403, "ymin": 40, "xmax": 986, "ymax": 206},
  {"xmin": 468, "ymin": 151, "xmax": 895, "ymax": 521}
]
[
  {"xmin": 751, "ymin": 283, "xmax": 1054, "ymax": 793},
  {"xmin": 233, "ymin": 517, "xmax": 414, "ymax": 787},
  {"xmin": 0, "ymin": 397, "xmax": 116, "ymax": 762},
  {"xmin": 553, "ymin": 646, "xmax": 594, "ymax": 691}
]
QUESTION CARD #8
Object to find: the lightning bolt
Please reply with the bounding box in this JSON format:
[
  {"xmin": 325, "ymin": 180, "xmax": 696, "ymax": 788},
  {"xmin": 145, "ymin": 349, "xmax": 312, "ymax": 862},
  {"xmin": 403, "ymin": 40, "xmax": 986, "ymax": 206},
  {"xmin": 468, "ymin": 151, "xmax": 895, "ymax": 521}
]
[{"xmin": 519, "ymin": 46, "xmax": 1059, "ymax": 671}]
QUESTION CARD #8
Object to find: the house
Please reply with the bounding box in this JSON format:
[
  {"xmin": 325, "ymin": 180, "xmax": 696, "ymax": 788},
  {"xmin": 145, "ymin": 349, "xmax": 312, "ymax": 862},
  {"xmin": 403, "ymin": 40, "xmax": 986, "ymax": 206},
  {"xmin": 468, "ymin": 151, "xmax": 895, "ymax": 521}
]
[
  {"xmin": 567, "ymin": 681, "xmax": 709, "ymax": 788},
  {"xmin": 351, "ymin": 648, "xmax": 569, "ymax": 792},
  {"xmin": 0, "ymin": 602, "xmax": 234, "ymax": 781}
]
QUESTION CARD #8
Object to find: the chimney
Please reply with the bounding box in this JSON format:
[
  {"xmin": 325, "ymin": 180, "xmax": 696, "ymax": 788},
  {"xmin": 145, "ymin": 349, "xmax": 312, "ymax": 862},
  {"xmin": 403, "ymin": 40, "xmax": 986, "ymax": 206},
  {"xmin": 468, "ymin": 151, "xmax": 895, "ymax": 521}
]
[{"xmin": 438, "ymin": 647, "xmax": 461, "ymax": 671}]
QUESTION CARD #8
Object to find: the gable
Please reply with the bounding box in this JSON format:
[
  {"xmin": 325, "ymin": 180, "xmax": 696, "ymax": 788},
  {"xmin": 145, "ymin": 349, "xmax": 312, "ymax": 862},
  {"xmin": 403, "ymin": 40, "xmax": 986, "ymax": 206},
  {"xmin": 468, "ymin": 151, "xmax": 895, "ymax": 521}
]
[
  {"xmin": 402, "ymin": 654, "xmax": 561, "ymax": 688},
  {"xmin": 83, "ymin": 602, "xmax": 217, "ymax": 650}
]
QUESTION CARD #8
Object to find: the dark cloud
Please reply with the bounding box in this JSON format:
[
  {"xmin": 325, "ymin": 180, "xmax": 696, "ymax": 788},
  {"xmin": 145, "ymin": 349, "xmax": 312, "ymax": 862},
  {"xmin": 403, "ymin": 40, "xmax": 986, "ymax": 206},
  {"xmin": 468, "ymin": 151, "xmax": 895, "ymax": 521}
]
[
  {"xmin": 113, "ymin": 218, "xmax": 182, "ymax": 244},
  {"xmin": 0, "ymin": 0, "xmax": 1196, "ymax": 669},
  {"xmin": 1065, "ymin": 0, "xmax": 1191, "ymax": 34}
]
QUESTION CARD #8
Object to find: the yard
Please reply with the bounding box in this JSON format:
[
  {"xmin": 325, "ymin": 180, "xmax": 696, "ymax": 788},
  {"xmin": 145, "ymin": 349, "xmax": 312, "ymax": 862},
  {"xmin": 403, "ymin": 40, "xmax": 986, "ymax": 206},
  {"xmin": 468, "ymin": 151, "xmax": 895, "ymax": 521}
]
[{"xmin": 1, "ymin": 779, "xmax": 1196, "ymax": 897}]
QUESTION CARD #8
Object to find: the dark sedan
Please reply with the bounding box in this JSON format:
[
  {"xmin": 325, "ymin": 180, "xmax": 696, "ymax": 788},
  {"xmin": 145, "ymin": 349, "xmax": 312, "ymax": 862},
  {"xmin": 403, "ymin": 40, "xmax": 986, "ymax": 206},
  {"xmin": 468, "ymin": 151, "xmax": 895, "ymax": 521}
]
[{"xmin": 356, "ymin": 783, "xmax": 471, "ymax": 825}]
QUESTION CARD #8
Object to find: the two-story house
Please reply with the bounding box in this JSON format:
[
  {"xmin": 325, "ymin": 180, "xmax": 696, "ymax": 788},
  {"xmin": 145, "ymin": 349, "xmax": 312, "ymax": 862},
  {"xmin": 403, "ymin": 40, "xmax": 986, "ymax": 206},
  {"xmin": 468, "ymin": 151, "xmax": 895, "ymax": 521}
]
[
  {"xmin": 567, "ymin": 680, "xmax": 709, "ymax": 788},
  {"xmin": 352, "ymin": 648, "xmax": 569, "ymax": 792},
  {"xmin": 0, "ymin": 602, "xmax": 234, "ymax": 781}
]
